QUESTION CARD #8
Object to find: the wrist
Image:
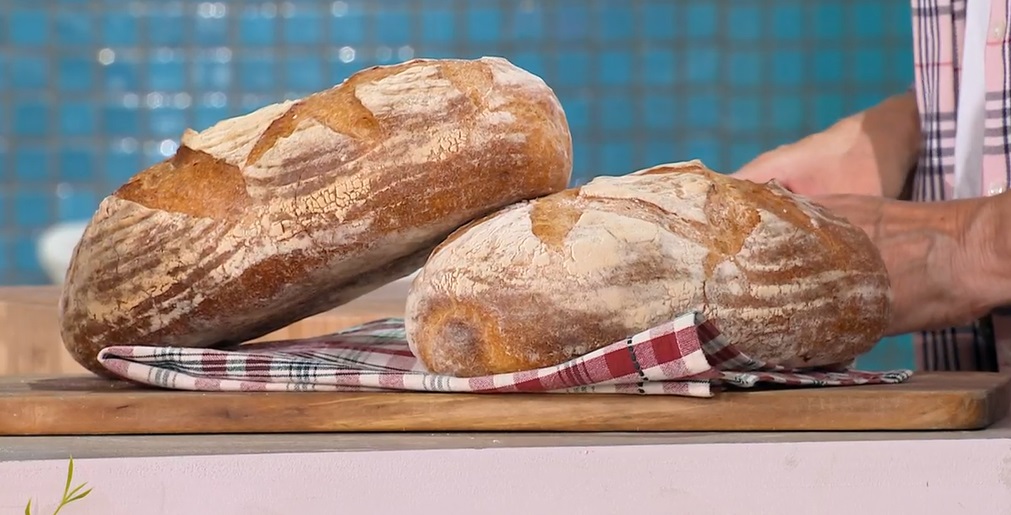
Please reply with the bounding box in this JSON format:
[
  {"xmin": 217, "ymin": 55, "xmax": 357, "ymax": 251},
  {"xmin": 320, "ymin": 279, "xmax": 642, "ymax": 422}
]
[{"xmin": 877, "ymin": 200, "xmax": 964, "ymax": 334}]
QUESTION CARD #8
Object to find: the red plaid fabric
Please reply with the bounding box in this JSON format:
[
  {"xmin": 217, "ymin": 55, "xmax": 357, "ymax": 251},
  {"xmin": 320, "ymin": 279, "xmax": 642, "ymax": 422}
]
[{"xmin": 96, "ymin": 312, "xmax": 912, "ymax": 397}]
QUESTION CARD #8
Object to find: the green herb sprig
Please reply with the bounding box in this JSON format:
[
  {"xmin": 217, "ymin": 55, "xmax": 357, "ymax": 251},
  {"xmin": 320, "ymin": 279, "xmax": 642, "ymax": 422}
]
[{"xmin": 24, "ymin": 456, "xmax": 92, "ymax": 515}]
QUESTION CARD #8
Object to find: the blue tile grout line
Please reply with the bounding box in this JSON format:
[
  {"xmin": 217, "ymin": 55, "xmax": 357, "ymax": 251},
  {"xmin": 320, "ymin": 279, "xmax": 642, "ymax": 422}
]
[{"xmin": 0, "ymin": 0, "xmax": 915, "ymax": 369}]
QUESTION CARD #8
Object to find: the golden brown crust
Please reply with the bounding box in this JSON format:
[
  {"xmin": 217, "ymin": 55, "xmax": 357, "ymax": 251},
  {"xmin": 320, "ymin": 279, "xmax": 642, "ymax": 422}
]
[
  {"xmin": 405, "ymin": 160, "xmax": 891, "ymax": 377},
  {"xmin": 60, "ymin": 56, "xmax": 572, "ymax": 376},
  {"xmin": 529, "ymin": 189, "xmax": 583, "ymax": 251},
  {"xmin": 246, "ymin": 67, "xmax": 388, "ymax": 165},
  {"xmin": 116, "ymin": 147, "xmax": 251, "ymax": 220}
]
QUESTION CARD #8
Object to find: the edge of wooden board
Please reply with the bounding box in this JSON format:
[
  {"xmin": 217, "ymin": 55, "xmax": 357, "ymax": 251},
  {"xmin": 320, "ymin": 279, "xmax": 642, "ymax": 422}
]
[{"xmin": 1, "ymin": 372, "xmax": 1008, "ymax": 435}]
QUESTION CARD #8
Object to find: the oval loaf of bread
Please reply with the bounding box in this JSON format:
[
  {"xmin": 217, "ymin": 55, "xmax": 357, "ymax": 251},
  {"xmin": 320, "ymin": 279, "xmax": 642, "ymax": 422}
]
[
  {"xmin": 405, "ymin": 160, "xmax": 891, "ymax": 377},
  {"xmin": 60, "ymin": 56, "xmax": 573, "ymax": 376}
]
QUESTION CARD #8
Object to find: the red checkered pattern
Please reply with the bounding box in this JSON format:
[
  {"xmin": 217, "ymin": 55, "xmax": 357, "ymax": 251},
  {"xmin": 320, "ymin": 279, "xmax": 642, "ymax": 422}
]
[{"xmin": 97, "ymin": 312, "xmax": 912, "ymax": 397}]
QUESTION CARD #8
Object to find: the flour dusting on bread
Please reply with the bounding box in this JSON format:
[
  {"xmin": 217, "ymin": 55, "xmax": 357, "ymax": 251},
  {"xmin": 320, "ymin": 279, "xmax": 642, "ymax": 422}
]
[
  {"xmin": 60, "ymin": 57, "xmax": 573, "ymax": 377},
  {"xmin": 405, "ymin": 160, "xmax": 890, "ymax": 377}
]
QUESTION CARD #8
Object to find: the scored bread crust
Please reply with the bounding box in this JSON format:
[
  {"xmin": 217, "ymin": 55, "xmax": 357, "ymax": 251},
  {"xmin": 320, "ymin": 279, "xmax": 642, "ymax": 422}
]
[
  {"xmin": 59, "ymin": 56, "xmax": 573, "ymax": 377},
  {"xmin": 404, "ymin": 160, "xmax": 892, "ymax": 377}
]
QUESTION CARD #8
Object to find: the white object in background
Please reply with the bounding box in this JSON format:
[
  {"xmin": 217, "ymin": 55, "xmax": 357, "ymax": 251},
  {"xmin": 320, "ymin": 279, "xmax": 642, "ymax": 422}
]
[
  {"xmin": 36, "ymin": 221, "xmax": 89, "ymax": 285},
  {"xmin": 953, "ymin": 0, "xmax": 990, "ymax": 199}
]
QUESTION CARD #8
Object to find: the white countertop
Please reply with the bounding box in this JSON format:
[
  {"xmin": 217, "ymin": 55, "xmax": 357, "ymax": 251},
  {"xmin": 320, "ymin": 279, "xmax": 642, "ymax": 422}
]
[{"xmin": 2, "ymin": 411, "xmax": 1011, "ymax": 515}]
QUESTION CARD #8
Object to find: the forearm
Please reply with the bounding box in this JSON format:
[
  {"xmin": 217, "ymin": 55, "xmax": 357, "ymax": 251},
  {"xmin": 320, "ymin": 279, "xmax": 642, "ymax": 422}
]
[
  {"xmin": 733, "ymin": 91, "xmax": 922, "ymax": 198},
  {"xmin": 960, "ymin": 191, "xmax": 1011, "ymax": 316},
  {"xmin": 835, "ymin": 90, "xmax": 922, "ymax": 199}
]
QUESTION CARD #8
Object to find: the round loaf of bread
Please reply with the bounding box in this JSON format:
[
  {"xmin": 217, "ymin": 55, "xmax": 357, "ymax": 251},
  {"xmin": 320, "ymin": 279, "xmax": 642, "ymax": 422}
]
[
  {"xmin": 59, "ymin": 56, "xmax": 572, "ymax": 377},
  {"xmin": 404, "ymin": 160, "xmax": 891, "ymax": 377}
]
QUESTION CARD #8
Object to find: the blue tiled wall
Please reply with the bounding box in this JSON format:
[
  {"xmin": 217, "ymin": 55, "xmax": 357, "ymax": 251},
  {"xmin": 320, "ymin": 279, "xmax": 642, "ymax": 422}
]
[{"xmin": 1, "ymin": 0, "xmax": 916, "ymax": 368}]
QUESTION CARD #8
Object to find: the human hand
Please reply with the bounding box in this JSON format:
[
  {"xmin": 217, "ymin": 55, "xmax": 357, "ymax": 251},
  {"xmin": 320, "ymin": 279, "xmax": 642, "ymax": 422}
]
[
  {"xmin": 734, "ymin": 120, "xmax": 884, "ymax": 196},
  {"xmin": 810, "ymin": 194, "xmax": 989, "ymax": 336},
  {"xmin": 734, "ymin": 92, "xmax": 921, "ymax": 199}
]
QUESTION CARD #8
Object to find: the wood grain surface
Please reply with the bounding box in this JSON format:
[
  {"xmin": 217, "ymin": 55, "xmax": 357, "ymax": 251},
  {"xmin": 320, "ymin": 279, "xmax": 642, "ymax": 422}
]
[
  {"xmin": 0, "ymin": 280, "xmax": 413, "ymax": 376},
  {"xmin": 1, "ymin": 372, "xmax": 1007, "ymax": 435}
]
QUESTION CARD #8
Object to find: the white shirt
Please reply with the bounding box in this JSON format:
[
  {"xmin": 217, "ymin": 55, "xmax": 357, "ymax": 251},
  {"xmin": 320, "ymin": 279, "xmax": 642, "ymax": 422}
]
[{"xmin": 953, "ymin": 0, "xmax": 991, "ymax": 199}]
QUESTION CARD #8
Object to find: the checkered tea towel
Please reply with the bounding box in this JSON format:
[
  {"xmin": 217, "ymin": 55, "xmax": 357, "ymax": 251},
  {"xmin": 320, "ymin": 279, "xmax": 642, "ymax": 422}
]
[{"xmin": 96, "ymin": 311, "xmax": 912, "ymax": 398}]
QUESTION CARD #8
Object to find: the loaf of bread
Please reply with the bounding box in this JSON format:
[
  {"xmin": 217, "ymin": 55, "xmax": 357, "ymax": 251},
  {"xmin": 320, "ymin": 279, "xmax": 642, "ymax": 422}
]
[
  {"xmin": 59, "ymin": 56, "xmax": 573, "ymax": 377},
  {"xmin": 404, "ymin": 160, "xmax": 891, "ymax": 377}
]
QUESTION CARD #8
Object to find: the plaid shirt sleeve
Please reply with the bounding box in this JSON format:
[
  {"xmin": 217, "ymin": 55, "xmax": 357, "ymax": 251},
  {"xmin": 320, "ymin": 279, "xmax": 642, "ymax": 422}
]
[{"xmin": 908, "ymin": 0, "xmax": 1011, "ymax": 372}]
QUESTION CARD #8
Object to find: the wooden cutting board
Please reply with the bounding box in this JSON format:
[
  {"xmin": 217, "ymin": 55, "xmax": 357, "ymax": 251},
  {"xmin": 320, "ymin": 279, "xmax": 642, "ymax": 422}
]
[
  {"xmin": 0, "ymin": 280, "xmax": 414, "ymax": 376},
  {"xmin": 1, "ymin": 372, "xmax": 1008, "ymax": 435}
]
